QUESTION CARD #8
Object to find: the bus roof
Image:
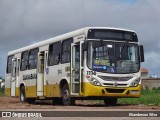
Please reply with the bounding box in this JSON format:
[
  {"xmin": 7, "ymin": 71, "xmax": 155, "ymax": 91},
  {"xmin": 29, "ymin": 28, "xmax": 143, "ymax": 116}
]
[{"xmin": 8, "ymin": 27, "xmax": 135, "ymax": 55}]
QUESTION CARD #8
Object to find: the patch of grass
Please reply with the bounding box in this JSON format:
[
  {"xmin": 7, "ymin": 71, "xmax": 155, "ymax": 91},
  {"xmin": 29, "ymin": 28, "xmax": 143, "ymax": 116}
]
[
  {"xmin": 118, "ymin": 87, "xmax": 160, "ymax": 105},
  {"xmin": 0, "ymin": 86, "xmax": 5, "ymax": 96}
]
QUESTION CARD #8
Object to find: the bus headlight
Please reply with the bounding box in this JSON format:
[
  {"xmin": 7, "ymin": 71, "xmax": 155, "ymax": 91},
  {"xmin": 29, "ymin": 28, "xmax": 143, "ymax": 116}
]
[
  {"xmin": 130, "ymin": 79, "xmax": 140, "ymax": 87},
  {"xmin": 89, "ymin": 78, "xmax": 102, "ymax": 86}
]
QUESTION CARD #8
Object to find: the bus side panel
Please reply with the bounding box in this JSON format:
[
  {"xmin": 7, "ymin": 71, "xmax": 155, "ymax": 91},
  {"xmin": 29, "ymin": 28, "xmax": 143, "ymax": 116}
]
[
  {"xmin": 16, "ymin": 87, "xmax": 19, "ymax": 96},
  {"xmin": 44, "ymin": 84, "xmax": 61, "ymax": 98},
  {"xmin": 5, "ymin": 74, "xmax": 11, "ymax": 96},
  {"xmin": 19, "ymin": 70, "xmax": 37, "ymax": 98},
  {"xmin": 47, "ymin": 64, "xmax": 70, "ymax": 97},
  {"xmin": 45, "ymin": 84, "xmax": 54, "ymax": 97},
  {"xmin": 53, "ymin": 84, "xmax": 61, "ymax": 97},
  {"xmin": 26, "ymin": 86, "xmax": 37, "ymax": 97}
]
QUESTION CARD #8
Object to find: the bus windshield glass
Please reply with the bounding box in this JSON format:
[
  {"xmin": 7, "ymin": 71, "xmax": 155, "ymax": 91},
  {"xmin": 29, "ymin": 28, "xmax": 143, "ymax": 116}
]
[{"xmin": 87, "ymin": 41, "xmax": 140, "ymax": 74}]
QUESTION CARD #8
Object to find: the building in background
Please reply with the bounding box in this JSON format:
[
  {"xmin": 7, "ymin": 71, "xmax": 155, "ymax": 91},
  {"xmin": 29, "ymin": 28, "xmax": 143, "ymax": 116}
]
[
  {"xmin": 141, "ymin": 68, "xmax": 148, "ymax": 78},
  {"xmin": 0, "ymin": 79, "xmax": 5, "ymax": 88}
]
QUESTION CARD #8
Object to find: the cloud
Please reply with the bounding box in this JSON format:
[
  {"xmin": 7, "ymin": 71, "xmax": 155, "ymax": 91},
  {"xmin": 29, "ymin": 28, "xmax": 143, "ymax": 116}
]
[{"xmin": 0, "ymin": 0, "xmax": 160, "ymax": 77}]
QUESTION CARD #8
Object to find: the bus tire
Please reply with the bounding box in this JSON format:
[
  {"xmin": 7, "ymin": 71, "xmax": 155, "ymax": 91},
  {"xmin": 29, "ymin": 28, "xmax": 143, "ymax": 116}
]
[
  {"xmin": 61, "ymin": 84, "xmax": 75, "ymax": 106},
  {"xmin": 26, "ymin": 98, "xmax": 35, "ymax": 104},
  {"xmin": 52, "ymin": 98, "xmax": 63, "ymax": 105},
  {"xmin": 104, "ymin": 98, "xmax": 117, "ymax": 106},
  {"xmin": 20, "ymin": 86, "xmax": 26, "ymax": 102}
]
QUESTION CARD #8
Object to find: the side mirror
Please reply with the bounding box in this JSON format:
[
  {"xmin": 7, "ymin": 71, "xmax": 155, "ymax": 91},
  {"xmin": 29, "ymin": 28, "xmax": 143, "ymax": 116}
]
[{"xmin": 139, "ymin": 45, "xmax": 144, "ymax": 62}]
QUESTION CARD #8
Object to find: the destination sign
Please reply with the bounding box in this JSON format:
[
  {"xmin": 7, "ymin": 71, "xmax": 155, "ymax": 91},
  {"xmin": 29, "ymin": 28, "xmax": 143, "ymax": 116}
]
[{"xmin": 87, "ymin": 29, "xmax": 138, "ymax": 42}]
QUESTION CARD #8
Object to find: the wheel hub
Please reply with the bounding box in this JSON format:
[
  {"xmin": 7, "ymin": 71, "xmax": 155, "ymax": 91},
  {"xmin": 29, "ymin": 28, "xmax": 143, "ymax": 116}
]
[{"xmin": 63, "ymin": 90, "xmax": 69, "ymax": 101}]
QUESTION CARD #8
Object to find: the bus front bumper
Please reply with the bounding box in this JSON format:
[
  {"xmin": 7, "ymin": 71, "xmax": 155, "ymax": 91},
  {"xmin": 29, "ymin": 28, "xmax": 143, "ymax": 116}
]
[{"xmin": 83, "ymin": 82, "xmax": 141, "ymax": 98}]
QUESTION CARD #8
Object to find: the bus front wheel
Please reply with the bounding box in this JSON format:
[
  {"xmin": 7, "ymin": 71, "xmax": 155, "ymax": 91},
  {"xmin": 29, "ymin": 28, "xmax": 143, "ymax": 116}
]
[{"xmin": 61, "ymin": 84, "xmax": 75, "ymax": 106}]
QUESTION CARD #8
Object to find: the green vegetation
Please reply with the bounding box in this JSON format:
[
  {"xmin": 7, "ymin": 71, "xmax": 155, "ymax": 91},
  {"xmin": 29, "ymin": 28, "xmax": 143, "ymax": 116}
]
[
  {"xmin": 0, "ymin": 86, "xmax": 5, "ymax": 96},
  {"xmin": 118, "ymin": 87, "xmax": 160, "ymax": 105}
]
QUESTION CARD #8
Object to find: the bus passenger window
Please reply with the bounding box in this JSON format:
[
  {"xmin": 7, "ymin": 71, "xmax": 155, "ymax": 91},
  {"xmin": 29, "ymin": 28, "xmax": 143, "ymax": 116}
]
[
  {"xmin": 48, "ymin": 42, "xmax": 61, "ymax": 66},
  {"xmin": 28, "ymin": 48, "xmax": 39, "ymax": 69},
  {"xmin": 21, "ymin": 51, "xmax": 28, "ymax": 71},
  {"xmin": 6, "ymin": 55, "xmax": 13, "ymax": 73},
  {"xmin": 61, "ymin": 38, "xmax": 73, "ymax": 63}
]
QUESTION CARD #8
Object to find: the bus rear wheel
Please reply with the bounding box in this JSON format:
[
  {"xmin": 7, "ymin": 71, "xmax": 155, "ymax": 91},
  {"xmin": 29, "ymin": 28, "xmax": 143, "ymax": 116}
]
[
  {"xmin": 104, "ymin": 98, "xmax": 117, "ymax": 106},
  {"xmin": 52, "ymin": 98, "xmax": 63, "ymax": 105},
  {"xmin": 61, "ymin": 84, "xmax": 75, "ymax": 106},
  {"xmin": 20, "ymin": 86, "xmax": 26, "ymax": 102}
]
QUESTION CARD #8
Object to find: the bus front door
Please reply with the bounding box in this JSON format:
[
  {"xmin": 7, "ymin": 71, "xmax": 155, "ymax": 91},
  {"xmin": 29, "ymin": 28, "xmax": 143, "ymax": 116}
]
[{"xmin": 71, "ymin": 42, "xmax": 83, "ymax": 95}]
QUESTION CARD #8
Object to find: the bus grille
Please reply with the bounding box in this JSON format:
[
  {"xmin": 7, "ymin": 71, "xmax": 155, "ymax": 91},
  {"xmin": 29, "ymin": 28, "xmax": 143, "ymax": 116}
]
[
  {"xmin": 98, "ymin": 76, "xmax": 132, "ymax": 81},
  {"xmin": 105, "ymin": 88, "xmax": 125, "ymax": 93},
  {"xmin": 103, "ymin": 83, "xmax": 127, "ymax": 87}
]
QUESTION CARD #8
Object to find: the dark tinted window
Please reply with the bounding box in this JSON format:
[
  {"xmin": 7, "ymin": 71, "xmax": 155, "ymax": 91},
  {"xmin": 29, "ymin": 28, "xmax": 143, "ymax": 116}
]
[
  {"xmin": 21, "ymin": 51, "xmax": 28, "ymax": 71},
  {"xmin": 61, "ymin": 38, "xmax": 73, "ymax": 63},
  {"xmin": 6, "ymin": 55, "xmax": 14, "ymax": 73},
  {"xmin": 48, "ymin": 42, "xmax": 61, "ymax": 65},
  {"xmin": 28, "ymin": 48, "xmax": 39, "ymax": 69}
]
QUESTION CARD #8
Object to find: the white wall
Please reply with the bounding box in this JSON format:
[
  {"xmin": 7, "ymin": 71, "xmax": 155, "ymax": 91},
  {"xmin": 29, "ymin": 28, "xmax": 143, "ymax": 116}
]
[
  {"xmin": 0, "ymin": 79, "xmax": 5, "ymax": 88},
  {"xmin": 141, "ymin": 72, "xmax": 148, "ymax": 79}
]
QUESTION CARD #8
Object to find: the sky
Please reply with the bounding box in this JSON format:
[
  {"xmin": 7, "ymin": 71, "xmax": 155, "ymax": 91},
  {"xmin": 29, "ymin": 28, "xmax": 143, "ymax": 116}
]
[{"xmin": 0, "ymin": 0, "xmax": 160, "ymax": 78}]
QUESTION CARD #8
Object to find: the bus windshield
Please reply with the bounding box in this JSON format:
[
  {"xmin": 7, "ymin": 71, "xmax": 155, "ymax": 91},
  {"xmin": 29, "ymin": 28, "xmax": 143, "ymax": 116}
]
[{"xmin": 87, "ymin": 41, "xmax": 140, "ymax": 74}]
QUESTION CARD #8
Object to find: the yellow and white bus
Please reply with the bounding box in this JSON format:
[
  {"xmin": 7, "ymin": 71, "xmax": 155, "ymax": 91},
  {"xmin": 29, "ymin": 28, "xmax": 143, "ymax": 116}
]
[{"xmin": 5, "ymin": 27, "xmax": 144, "ymax": 105}]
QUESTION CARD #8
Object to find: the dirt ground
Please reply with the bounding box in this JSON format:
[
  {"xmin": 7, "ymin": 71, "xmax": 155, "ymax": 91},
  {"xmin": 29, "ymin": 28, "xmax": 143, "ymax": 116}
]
[{"xmin": 0, "ymin": 96, "xmax": 160, "ymax": 110}]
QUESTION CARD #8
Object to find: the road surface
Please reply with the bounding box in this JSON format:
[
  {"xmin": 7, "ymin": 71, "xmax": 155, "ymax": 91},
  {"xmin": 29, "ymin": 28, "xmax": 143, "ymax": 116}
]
[{"xmin": 0, "ymin": 96, "xmax": 160, "ymax": 120}]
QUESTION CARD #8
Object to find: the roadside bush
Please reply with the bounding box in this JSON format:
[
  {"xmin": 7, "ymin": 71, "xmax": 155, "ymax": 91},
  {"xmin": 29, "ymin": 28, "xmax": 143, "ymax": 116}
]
[
  {"xmin": 0, "ymin": 86, "xmax": 5, "ymax": 96},
  {"xmin": 141, "ymin": 86, "xmax": 151, "ymax": 95},
  {"xmin": 152, "ymin": 87, "xmax": 160, "ymax": 93},
  {"xmin": 119, "ymin": 87, "xmax": 160, "ymax": 105}
]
